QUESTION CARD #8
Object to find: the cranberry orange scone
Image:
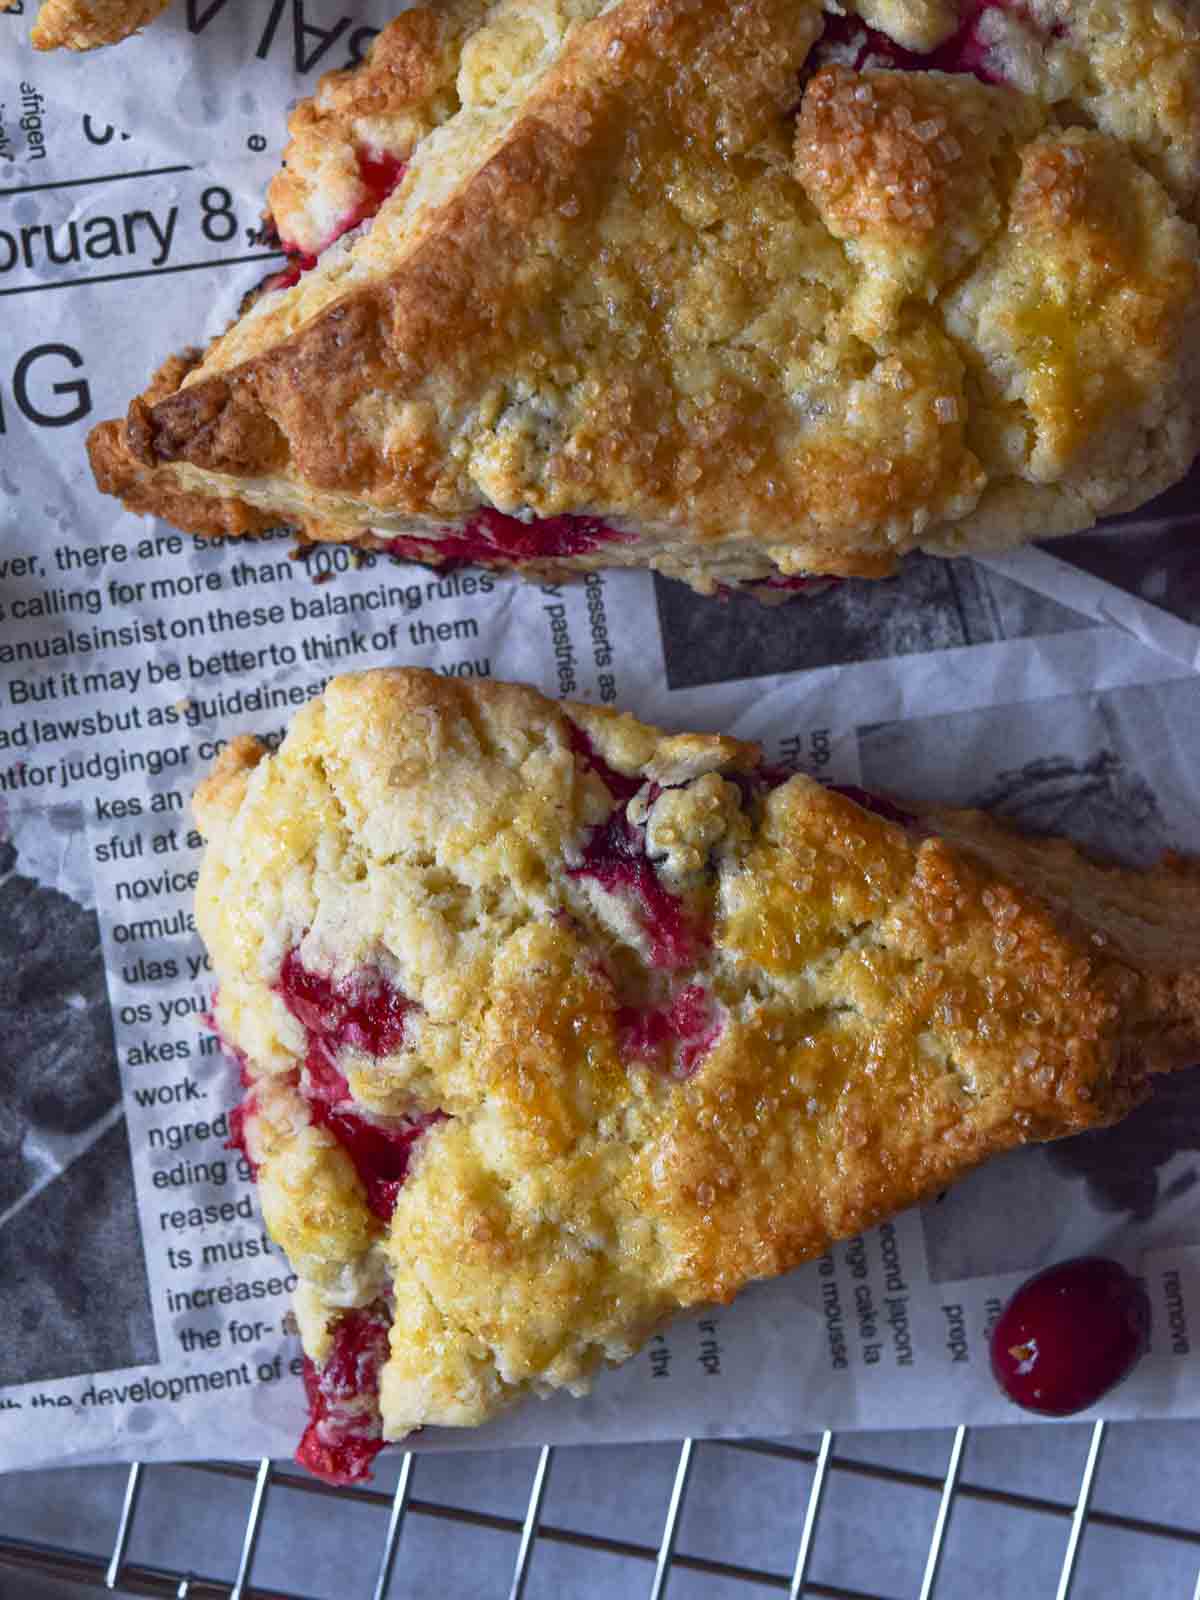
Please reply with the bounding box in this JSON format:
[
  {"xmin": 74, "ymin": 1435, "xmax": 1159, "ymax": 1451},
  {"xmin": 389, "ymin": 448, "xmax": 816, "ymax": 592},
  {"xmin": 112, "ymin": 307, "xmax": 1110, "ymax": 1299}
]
[
  {"xmin": 194, "ymin": 669, "xmax": 1200, "ymax": 1479},
  {"xmin": 89, "ymin": 0, "xmax": 1200, "ymax": 596},
  {"xmin": 0, "ymin": 0, "xmax": 168, "ymax": 50}
]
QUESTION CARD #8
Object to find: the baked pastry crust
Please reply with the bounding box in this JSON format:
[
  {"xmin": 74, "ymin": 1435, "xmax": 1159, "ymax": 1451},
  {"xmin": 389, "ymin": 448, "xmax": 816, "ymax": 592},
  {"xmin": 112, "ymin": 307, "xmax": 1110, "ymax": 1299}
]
[
  {"xmin": 195, "ymin": 668, "xmax": 1200, "ymax": 1474},
  {"xmin": 1, "ymin": 0, "xmax": 168, "ymax": 50},
  {"xmin": 89, "ymin": 0, "xmax": 1200, "ymax": 596}
]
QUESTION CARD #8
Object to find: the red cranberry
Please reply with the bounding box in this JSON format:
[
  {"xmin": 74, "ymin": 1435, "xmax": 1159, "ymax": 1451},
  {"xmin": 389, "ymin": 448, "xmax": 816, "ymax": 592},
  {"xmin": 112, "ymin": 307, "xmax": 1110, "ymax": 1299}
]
[{"xmin": 990, "ymin": 1257, "xmax": 1150, "ymax": 1416}]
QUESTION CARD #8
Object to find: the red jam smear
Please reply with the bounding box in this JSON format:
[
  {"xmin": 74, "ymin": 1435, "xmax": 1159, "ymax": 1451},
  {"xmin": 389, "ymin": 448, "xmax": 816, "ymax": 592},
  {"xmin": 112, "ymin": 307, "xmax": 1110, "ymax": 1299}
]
[
  {"xmin": 277, "ymin": 947, "xmax": 443, "ymax": 1222},
  {"xmin": 812, "ymin": 1, "xmax": 1040, "ymax": 86},
  {"xmin": 296, "ymin": 1306, "xmax": 391, "ymax": 1485},
  {"xmin": 386, "ymin": 510, "xmax": 628, "ymax": 570},
  {"xmin": 619, "ymin": 984, "xmax": 722, "ymax": 1077},
  {"xmin": 271, "ymin": 148, "xmax": 408, "ymax": 289}
]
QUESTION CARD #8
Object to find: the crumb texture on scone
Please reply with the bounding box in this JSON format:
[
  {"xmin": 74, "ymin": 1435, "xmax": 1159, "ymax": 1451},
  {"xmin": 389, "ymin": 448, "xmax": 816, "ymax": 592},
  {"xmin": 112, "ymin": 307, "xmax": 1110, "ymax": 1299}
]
[
  {"xmin": 194, "ymin": 669, "xmax": 1200, "ymax": 1445},
  {"xmin": 88, "ymin": 0, "xmax": 1200, "ymax": 594},
  {"xmin": 3, "ymin": 0, "xmax": 168, "ymax": 49}
]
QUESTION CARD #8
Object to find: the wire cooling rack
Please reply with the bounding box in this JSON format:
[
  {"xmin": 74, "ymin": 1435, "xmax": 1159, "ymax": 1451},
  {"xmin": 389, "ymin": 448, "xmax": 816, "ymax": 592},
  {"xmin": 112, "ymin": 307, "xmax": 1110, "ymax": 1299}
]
[{"xmin": 3, "ymin": 1420, "xmax": 1200, "ymax": 1600}]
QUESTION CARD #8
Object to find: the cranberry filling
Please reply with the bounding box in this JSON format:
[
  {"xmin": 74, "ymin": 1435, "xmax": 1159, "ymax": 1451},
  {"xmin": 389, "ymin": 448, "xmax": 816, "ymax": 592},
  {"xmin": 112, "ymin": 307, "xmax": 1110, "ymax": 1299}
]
[
  {"xmin": 302, "ymin": 1049, "xmax": 445, "ymax": 1221},
  {"xmin": 564, "ymin": 724, "xmax": 701, "ymax": 969},
  {"xmin": 812, "ymin": 1, "xmax": 1040, "ymax": 86},
  {"xmin": 619, "ymin": 984, "xmax": 722, "ymax": 1077},
  {"xmin": 207, "ymin": 1006, "xmax": 262, "ymax": 1178},
  {"xmin": 356, "ymin": 150, "xmax": 408, "ymax": 211},
  {"xmin": 565, "ymin": 720, "xmax": 644, "ymax": 805},
  {"xmin": 296, "ymin": 1306, "xmax": 391, "ymax": 1484},
  {"xmin": 276, "ymin": 947, "xmax": 443, "ymax": 1222},
  {"xmin": 568, "ymin": 812, "xmax": 699, "ymax": 969},
  {"xmin": 226, "ymin": 1095, "xmax": 259, "ymax": 1179},
  {"xmin": 386, "ymin": 510, "xmax": 628, "ymax": 571},
  {"xmin": 758, "ymin": 574, "xmax": 833, "ymax": 591},
  {"xmin": 271, "ymin": 148, "xmax": 408, "ymax": 289},
  {"xmin": 715, "ymin": 576, "xmax": 841, "ymax": 602},
  {"xmin": 751, "ymin": 575, "xmax": 838, "ymax": 597},
  {"xmin": 827, "ymin": 784, "xmax": 917, "ymax": 827},
  {"xmin": 278, "ymin": 948, "xmax": 415, "ymax": 1058}
]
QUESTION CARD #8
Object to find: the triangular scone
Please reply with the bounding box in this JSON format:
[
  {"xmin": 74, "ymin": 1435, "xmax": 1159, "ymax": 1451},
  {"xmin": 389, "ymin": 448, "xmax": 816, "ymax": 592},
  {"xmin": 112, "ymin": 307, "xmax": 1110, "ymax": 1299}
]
[
  {"xmin": 195, "ymin": 669, "xmax": 1200, "ymax": 1479},
  {"xmin": 0, "ymin": 0, "xmax": 167, "ymax": 50},
  {"xmin": 90, "ymin": 0, "xmax": 1200, "ymax": 596}
]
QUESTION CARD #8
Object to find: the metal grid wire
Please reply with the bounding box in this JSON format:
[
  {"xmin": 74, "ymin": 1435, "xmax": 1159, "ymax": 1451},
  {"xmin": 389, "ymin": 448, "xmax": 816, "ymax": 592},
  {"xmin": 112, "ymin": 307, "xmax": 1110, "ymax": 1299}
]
[{"xmin": 3, "ymin": 1421, "xmax": 1200, "ymax": 1599}]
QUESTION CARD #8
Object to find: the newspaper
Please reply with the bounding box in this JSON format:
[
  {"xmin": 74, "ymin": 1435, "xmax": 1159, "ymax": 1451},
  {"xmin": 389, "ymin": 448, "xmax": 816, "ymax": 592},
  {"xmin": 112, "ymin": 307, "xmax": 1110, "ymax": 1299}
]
[{"xmin": 3, "ymin": 0, "xmax": 1200, "ymax": 1475}]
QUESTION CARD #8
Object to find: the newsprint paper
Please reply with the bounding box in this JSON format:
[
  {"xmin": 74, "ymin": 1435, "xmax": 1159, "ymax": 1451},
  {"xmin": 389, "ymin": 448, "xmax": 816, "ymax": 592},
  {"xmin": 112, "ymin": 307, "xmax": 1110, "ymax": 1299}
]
[{"xmin": 2, "ymin": 0, "xmax": 1200, "ymax": 1472}]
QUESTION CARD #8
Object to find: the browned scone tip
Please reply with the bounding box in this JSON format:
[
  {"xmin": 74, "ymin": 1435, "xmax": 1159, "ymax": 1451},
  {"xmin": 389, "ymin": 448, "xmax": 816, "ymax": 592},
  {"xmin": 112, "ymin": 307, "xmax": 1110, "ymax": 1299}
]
[
  {"xmin": 7, "ymin": 0, "xmax": 170, "ymax": 49},
  {"xmin": 85, "ymin": 0, "xmax": 1200, "ymax": 599},
  {"xmin": 195, "ymin": 669, "xmax": 1200, "ymax": 1460}
]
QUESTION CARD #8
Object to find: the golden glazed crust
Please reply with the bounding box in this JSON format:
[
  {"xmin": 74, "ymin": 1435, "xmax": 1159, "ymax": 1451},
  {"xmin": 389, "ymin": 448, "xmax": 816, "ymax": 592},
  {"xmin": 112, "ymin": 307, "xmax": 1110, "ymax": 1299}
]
[
  {"xmin": 266, "ymin": 0, "xmax": 495, "ymax": 258},
  {"xmin": 195, "ymin": 669, "xmax": 1200, "ymax": 1446},
  {"xmin": 88, "ymin": 0, "xmax": 1200, "ymax": 596},
  {"xmin": 0, "ymin": 0, "xmax": 168, "ymax": 49}
]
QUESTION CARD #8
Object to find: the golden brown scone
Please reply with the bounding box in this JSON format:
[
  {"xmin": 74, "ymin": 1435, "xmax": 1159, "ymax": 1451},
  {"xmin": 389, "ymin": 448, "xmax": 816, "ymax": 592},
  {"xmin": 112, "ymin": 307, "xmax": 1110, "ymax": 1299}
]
[
  {"xmin": 2, "ymin": 0, "xmax": 168, "ymax": 50},
  {"xmin": 88, "ymin": 0, "xmax": 1200, "ymax": 596},
  {"xmin": 195, "ymin": 669, "xmax": 1200, "ymax": 1480},
  {"xmin": 89, "ymin": 352, "xmax": 282, "ymax": 538}
]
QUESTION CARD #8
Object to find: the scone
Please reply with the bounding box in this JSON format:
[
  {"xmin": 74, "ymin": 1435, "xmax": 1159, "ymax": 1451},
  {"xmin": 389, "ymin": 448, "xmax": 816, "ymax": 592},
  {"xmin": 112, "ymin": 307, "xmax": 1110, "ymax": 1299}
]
[
  {"xmin": 194, "ymin": 668, "xmax": 1200, "ymax": 1480},
  {"xmin": 89, "ymin": 0, "xmax": 1200, "ymax": 598},
  {"xmin": 1, "ymin": 0, "xmax": 168, "ymax": 50}
]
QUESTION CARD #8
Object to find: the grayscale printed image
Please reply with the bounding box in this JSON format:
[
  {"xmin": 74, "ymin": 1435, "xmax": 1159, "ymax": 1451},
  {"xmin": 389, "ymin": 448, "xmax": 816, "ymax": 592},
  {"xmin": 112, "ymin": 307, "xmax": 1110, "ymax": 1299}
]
[
  {"xmin": 654, "ymin": 553, "xmax": 1095, "ymax": 690},
  {"xmin": 0, "ymin": 805, "xmax": 157, "ymax": 1388},
  {"xmin": 857, "ymin": 679, "xmax": 1200, "ymax": 1285}
]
